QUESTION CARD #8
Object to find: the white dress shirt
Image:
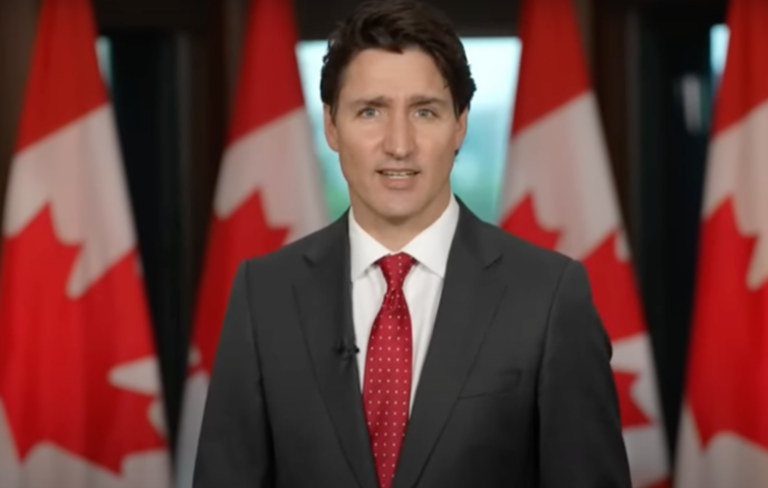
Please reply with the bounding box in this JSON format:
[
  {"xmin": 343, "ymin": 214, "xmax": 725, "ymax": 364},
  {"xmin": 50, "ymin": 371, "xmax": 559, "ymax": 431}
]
[{"xmin": 348, "ymin": 195, "xmax": 460, "ymax": 413}]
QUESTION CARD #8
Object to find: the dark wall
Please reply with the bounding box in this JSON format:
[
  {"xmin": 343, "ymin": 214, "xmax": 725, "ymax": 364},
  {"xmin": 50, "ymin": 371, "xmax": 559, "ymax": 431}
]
[
  {"xmin": 94, "ymin": 0, "xmax": 228, "ymax": 447},
  {"xmin": 592, "ymin": 0, "xmax": 727, "ymax": 455},
  {"xmin": 635, "ymin": 0, "xmax": 726, "ymax": 456},
  {"xmin": 294, "ymin": 0, "xmax": 522, "ymax": 38},
  {"xmin": 0, "ymin": 0, "xmax": 40, "ymax": 245}
]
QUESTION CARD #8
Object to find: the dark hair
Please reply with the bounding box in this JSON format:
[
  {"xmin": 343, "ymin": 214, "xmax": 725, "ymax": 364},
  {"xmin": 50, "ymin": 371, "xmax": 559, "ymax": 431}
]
[{"xmin": 320, "ymin": 0, "xmax": 476, "ymax": 119}]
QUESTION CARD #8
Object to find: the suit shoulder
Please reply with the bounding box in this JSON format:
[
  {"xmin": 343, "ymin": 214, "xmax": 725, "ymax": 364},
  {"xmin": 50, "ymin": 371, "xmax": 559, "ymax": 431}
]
[
  {"xmin": 238, "ymin": 220, "xmax": 340, "ymax": 273},
  {"xmin": 474, "ymin": 222, "xmax": 596, "ymax": 327},
  {"xmin": 482, "ymin": 221, "xmax": 572, "ymax": 265},
  {"xmin": 476, "ymin": 220, "xmax": 578, "ymax": 285}
]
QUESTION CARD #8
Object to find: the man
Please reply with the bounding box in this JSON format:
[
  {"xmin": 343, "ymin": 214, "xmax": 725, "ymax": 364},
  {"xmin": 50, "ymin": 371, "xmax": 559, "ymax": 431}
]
[{"xmin": 193, "ymin": 1, "xmax": 632, "ymax": 487}]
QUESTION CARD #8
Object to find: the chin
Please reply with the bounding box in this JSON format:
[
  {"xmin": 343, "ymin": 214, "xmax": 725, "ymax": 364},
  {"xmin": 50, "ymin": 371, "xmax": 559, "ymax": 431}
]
[
  {"xmin": 360, "ymin": 198, "xmax": 411, "ymax": 219},
  {"xmin": 355, "ymin": 191, "xmax": 433, "ymax": 224},
  {"xmin": 380, "ymin": 203, "xmax": 426, "ymax": 223}
]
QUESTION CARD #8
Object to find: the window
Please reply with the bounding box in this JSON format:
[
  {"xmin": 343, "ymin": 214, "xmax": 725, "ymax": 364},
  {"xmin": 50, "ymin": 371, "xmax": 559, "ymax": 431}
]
[{"xmin": 710, "ymin": 24, "xmax": 729, "ymax": 83}]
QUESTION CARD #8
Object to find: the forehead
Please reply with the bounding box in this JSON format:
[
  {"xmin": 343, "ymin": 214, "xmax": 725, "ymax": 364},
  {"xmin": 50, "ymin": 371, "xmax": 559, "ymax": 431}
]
[{"xmin": 338, "ymin": 48, "xmax": 450, "ymax": 100}]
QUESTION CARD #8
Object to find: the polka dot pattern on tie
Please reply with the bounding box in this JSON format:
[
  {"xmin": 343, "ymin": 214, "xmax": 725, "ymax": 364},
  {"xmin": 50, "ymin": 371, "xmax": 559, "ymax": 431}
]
[{"xmin": 362, "ymin": 252, "xmax": 416, "ymax": 488}]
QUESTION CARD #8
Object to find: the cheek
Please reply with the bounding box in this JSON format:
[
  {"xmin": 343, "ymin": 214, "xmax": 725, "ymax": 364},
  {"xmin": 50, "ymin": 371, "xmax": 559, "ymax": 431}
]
[
  {"xmin": 337, "ymin": 132, "xmax": 377, "ymax": 179},
  {"xmin": 418, "ymin": 129, "xmax": 458, "ymax": 173}
]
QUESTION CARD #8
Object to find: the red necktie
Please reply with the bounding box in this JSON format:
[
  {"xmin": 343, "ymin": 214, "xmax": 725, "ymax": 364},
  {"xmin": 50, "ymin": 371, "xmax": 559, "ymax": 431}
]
[{"xmin": 362, "ymin": 253, "xmax": 416, "ymax": 488}]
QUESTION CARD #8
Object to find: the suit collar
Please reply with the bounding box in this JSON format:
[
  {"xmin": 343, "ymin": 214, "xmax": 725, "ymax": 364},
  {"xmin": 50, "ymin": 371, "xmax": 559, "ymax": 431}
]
[
  {"xmin": 296, "ymin": 212, "xmax": 380, "ymax": 488},
  {"xmin": 302, "ymin": 210, "xmax": 349, "ymax": 267},
  {"xmin": 452, "ymin": 196, "xmax": 502, "ymax": 269}
]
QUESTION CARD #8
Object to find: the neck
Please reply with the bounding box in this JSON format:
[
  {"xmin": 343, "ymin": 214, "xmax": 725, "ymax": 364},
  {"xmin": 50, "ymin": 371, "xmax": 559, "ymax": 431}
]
[{"xmin": 351, "ymin": 191, "xmax": 452, "ymax": 251}]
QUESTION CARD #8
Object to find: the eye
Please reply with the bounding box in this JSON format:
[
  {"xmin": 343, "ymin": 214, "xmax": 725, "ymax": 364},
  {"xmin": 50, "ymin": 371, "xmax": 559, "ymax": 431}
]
[
  {"xmin": 359, "ymin": 107, "xmax": 378, "ymax": 118},
  {"xmin": 415, "ymin": 108, "xmax": 436, "ymax": 118}
]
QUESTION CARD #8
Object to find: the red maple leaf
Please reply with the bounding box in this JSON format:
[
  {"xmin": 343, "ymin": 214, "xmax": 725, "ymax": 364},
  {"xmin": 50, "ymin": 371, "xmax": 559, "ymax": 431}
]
[
  {"xmin": 582, "ymin": 235, "xmax": 651, "ymax": 430},
  {"xmin": 0, "ymin": 206, "xmax": 166, "ymax": 473},
  {"xmin": 687, "ymin": 198, "xmax": 768, "ymax": 449},
  {"xmin": 582, "ymin": 232, "xmax": 646, "ymax": 342},
  {"xmin": 614, "ymin": 370, "xmax": 651, "ymax": 429},
  {"xmin": 503, "ymin": 194, "xmax": 651, "ymax": 429},
  {"xmin": 501, "ymin": 194, "xmax": 560, "ymax": 249},
  {"xmin": 191, "ymin": 191, "xmax": 289, "ymax": 376}
]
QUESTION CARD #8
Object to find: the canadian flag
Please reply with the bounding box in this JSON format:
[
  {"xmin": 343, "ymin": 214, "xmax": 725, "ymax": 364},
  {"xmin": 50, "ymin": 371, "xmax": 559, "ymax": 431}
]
[
  {"xmin": 173, "ymin": 0, "xmax": 327, "ymax": 485},
  {"xmin": 0, "ymin": 0, "xmax": 172, "ymax": 487},
  {"xmin": 498, "ymin": 0, "xmax": 669, "ymax": 487},
  {"xmin": 674, "ymin": 0, "xmax": 768, "ymax": 486}
]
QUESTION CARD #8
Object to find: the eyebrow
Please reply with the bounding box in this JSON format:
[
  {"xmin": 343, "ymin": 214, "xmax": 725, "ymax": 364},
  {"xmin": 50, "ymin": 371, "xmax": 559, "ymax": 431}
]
[{"xmin": 349, "ymin": 95, "xmax": 450, "ymax": 108}]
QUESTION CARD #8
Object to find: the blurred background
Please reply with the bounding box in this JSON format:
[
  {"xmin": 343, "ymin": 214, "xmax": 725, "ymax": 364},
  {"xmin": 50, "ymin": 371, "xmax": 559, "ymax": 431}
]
[{"xmin": 0, "ymin": 0, "xmax": 756, "ymax": 486}]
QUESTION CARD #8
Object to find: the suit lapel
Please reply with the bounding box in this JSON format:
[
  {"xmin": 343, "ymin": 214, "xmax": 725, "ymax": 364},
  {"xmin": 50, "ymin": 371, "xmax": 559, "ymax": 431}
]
[
  {"xmin": 393, "ymin": 203, "xmax": 507, "ymax": 488},
  {"xmin": 293, "ymin": 215, "xmax": 379, "ymax": 488}
]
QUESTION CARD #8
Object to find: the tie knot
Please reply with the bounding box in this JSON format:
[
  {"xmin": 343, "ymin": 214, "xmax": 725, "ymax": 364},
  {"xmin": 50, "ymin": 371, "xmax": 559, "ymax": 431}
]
[{"xmin": 377, "ymin": 253, "xmax": 416, "ymax": 290}]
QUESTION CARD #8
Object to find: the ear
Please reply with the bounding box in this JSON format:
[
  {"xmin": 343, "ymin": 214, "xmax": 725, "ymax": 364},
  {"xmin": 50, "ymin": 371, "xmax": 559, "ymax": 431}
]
[
  {"xmin": 323, "ymin": 104, "xmax": 339, "ymax": 152},
  {"xmin": 453, "ymin": 108, "xmax": 468, "ymax": 152}
]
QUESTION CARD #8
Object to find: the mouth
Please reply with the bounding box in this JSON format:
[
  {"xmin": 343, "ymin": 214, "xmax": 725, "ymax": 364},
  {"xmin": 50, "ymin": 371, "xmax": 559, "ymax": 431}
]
[{"xmin": 377, "ymin": 169, "xmax": 420, "ymax": 179}]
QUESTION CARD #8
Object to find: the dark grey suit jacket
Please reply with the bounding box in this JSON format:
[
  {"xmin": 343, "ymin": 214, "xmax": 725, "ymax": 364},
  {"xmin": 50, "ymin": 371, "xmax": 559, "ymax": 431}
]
[{"xmin": 193, "ymin": 200, "xmax": 631, "ymax": 488}]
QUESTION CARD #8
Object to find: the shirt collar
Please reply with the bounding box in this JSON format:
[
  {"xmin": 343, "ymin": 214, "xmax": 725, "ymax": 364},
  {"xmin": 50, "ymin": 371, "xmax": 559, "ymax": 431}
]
[{"xmin": 348, "ymin": 194, "xmax": 460, "ymax": 280}]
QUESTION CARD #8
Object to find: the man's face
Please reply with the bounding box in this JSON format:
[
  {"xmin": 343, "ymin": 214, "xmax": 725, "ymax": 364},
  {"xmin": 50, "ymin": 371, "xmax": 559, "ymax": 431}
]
[{"xmin": 324, "ymin": 48, "xmax": 467, "ymax": 226}]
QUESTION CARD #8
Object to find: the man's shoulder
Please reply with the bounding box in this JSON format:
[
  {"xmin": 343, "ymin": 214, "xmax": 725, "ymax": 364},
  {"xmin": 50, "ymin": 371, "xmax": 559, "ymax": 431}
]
[
  {"xmin": 474, "ymin": 219, "xmax": 579, "ymax": 287},
  {"xmin": 472, "ymin": 221, "xmax": 595, "ymax": 324},
  {"xmin": 240, "ymin": 218, "xmax": 343, "ymax": 273},
  {"xmin": 479, "ymin": 219, "xmax": 572, "ymax": 266}
]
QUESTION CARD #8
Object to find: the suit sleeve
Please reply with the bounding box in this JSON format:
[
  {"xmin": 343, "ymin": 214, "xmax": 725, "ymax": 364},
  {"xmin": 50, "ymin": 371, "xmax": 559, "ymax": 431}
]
[
  {"xmin": 538, "ymin": 259, "xmax": 632, "ymax": 488},
  {"xmin": 193, "ymin": 262, "xmax": 274, "ymax": 488}
]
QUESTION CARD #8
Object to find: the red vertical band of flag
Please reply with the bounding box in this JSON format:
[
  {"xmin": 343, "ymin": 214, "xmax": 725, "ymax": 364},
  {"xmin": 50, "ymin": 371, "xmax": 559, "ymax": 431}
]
[
  {"xmin": 675, "ymin": 0, "xmax": 768, "ymax": 486},
  {"xmin": 0, "ymin": 0, "xmax": 171, "ymax": 486},
  {"xmin": 174, "ymin": 1, "xmax": 327, "ymax": 486}
]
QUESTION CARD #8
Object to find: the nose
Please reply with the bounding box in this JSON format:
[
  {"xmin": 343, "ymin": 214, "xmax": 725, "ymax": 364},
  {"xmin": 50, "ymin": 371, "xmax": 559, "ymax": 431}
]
[{"xmin": 382, "ymin": 110, "xmax": 415, "ymax": 160}]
